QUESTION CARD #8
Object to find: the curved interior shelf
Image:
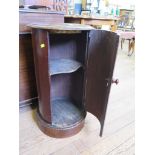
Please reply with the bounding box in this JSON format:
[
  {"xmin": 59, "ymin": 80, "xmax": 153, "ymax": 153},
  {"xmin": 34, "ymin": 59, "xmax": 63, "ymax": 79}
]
[
  {"xmin": 49, "ymin": 59, "xmax": 83, "ymax": 75},
  {"xmin": 51, "ymin": 98, "xmax": 85, "ymax": 129}
]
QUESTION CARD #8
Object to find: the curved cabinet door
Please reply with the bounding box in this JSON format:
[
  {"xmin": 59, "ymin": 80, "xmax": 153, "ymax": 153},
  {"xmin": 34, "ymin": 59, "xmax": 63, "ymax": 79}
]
[{"xmin": 85, "ymin": 30, "xmax": 119, "ymax": 136}]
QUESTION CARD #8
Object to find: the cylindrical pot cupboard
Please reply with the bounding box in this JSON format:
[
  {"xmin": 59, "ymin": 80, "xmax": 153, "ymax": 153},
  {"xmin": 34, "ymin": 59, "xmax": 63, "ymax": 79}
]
[{"xmin": 29, "ymin": 23, "xmax": 119, "ymax": 138}]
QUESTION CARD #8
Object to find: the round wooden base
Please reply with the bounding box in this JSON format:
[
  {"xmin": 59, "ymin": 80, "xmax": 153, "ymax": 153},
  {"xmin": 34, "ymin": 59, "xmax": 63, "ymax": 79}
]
[{"xmin": 36, "ymin": 110, "xmax": 85, "ymax": 138}]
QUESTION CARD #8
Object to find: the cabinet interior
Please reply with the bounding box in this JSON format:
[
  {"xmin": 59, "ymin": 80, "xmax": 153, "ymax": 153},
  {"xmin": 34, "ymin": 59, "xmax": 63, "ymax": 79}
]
[{"xmin": 48, "ymin": 32, "xmax": 88, "ymax": 128}]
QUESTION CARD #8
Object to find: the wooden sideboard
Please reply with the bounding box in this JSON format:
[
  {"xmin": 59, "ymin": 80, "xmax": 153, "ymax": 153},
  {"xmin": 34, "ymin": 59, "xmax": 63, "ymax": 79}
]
[
  {"xmin": 65, "ymin": 15, "xmax": 119, "ymax": 32},
  {"xmin": 19, "ymin": 9, "xmax": 64, "ymax": 107}
]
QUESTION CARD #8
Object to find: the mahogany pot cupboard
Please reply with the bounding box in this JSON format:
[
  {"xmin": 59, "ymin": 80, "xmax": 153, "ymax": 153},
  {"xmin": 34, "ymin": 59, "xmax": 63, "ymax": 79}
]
[
  {"xmin": 29, "ymin": 23, "xmax": 119, "ymax": 138},
  {"xmin": 19, "ymin": 10, "xmax": 64, "ymax": 107}
]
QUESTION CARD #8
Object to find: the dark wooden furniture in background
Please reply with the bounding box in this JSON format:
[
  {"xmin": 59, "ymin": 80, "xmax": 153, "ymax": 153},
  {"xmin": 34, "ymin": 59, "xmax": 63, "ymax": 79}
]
[
  {"xmin": 29, "ymin": 23, "xmax": 119, "ymax": 138},
  {"xmin": 19, "ymin": 10, "xmax": 64, "ymax": 107},
  {"xmin": 19, "ymin": 0, "xmax": 68, "ymax": 13},
  {"xmin": 19, "ymin": 9, "xmax": 64, "ymax": 32}
]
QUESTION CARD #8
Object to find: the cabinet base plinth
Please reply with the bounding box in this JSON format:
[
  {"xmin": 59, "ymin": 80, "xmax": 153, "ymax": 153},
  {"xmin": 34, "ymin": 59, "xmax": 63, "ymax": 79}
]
[{"xmin": 36, "ymin": 110, "xmax": 85, "ymax": 138}]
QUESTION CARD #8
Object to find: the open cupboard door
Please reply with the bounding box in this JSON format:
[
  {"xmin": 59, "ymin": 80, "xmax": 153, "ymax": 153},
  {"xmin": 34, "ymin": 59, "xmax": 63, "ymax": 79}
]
[{"xmin": 85, "ymin": 30, "xmax": 119, "ymax": 136}]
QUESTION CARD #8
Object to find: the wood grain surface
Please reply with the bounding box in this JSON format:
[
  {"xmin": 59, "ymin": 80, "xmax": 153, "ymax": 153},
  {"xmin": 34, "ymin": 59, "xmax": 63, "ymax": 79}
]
[
  {"xmin": 49, "ymin": 59, "xmax": 83, "ymax": 75},
  {"xmin": 28, "ymin": 23, "xmax": 94, "ymax": 31},
  {"xmin": 30, "ymin": 26, "xmax": 119, "ymax": 138},
  {"xmin": 19, "ymin": 10, "xmax": 64, "ymax": 106},
  {"xmin": 85, "ymin": 30, "xmax": 119, "ymax": 136},
  {"xmin": 19, "ymin": 34, "xmax": 38, "ymax": 104}
]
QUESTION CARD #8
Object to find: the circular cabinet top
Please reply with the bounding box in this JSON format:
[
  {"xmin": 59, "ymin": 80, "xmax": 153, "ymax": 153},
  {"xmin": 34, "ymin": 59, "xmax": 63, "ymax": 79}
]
[{"xmin": 28, "ymin": 23, "xmax": 95, "ymax": 33}]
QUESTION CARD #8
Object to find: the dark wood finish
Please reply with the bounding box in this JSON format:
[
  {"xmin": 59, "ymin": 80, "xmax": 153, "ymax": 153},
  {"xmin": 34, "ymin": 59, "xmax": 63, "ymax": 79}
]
[
  {"xmin": 31, "ymin": 29, "xmax": 51, "ymax": 122},
  {"xmin": 50, "ymin": 69, "xmax": 85, "ymax": 109},
  {"xmin": 19, "ymin": 10, "xmax": 64, "ymax": 106},
  {"xmin": 27, "ymin": 23, "xmax": 94, "ymax": 34},
  {"xmin": 19, "ymin": 34, "xmax": 38, "ymax": 105},
  {"xmin": 49, "ymin": 59, "xmax": 83, "ymax": 75},
  {"xmin": 85, "ymin": 30, "xmax": 119, "ymax": 136},
  {"xmin": 49, "ymin": 98, "xmax": 85, "ymax": 128},
  {"xmin": 19, "ymin": 10, "xmax": 64, "ymax": 33},
  {"xmin": 30, "ymin": 23, "xmax": 119, "ymax": 138},
  {"xmin": 21, "ymin": 0, "xmax": 68, "ymax": 13},
  {"xmin": 36, "ymin": 108, "xmax": 85, "ymax": 138},
  {"xmin": 30, "ymin": 25, "xmax": 89, "ymax": 137},
  {"xmin": 48, "ymin": 32, "xmax": 89, "ymax": 64},
  {"xmin": 65, "ymin": 18, "xmax": 81, "ymax": 24}
]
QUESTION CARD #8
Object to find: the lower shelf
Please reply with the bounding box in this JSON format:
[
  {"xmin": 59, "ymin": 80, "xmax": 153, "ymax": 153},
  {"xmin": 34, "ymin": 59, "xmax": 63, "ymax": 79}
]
[
  {"xmin": 52, "ymin": 98, "xmax": 85, "ymax": 128},
  {"xmin": 36, "ymin": 98, "xmax": 86, "ymax": 138}
]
